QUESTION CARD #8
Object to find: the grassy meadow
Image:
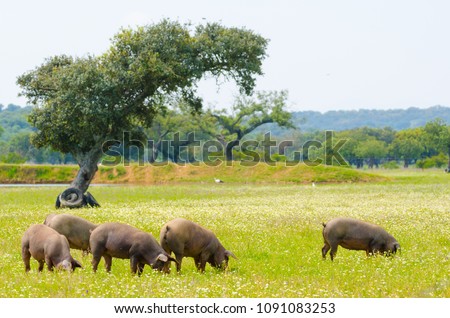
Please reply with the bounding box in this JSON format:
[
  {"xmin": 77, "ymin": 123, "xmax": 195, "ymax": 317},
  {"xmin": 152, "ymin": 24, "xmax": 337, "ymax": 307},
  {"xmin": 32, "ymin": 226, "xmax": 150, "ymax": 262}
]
[{"xmin": 0, "ymin": 168, "xmax": 449, "ymax": 297}]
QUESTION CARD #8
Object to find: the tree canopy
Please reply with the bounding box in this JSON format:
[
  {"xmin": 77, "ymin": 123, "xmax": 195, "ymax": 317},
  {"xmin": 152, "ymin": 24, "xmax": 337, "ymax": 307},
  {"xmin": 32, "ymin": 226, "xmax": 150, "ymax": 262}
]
[
  {"xmin": 17, "ymin": 20, "xmax": 268, "ymax": 194},
  {"xmin": 201, "ymin": 90, "xmax": 293, "ymax": 160}
]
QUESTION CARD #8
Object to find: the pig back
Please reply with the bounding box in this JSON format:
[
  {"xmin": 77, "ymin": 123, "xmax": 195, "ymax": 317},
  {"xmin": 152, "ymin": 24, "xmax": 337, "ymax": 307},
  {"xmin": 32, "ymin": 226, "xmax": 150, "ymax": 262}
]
[
  {"xmin": 324, "ymin": 217, "xmax": 393, "ymax": 243},
  {"xmin": 45, "ymin": 213, "xmax": 96, "ymax": 250},
  {"xmin": 23, "ymin": 224, "xmax": 70, "ymax": 259},
  {"xmin": 162, "ymin": 218, "xmax": 220, "ymax": 257},
  {"xmin": 90, "ymin": 222, "xmax": 157, "ymax": 259}
]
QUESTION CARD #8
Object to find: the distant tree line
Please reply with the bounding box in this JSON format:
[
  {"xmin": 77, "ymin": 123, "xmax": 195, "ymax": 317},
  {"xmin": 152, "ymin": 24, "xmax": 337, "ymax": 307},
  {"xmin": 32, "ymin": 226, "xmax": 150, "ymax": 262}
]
[
  {"xmin": 290, "ymin": 106, "xmax": 450, "ymax": 131},
  {"xmin": 1, "ymin": 102, "xmax": 450, "ymax": 169},
  {"xmin": 293, "ymin": 120, "xmax": 450, "ymax": 169}
]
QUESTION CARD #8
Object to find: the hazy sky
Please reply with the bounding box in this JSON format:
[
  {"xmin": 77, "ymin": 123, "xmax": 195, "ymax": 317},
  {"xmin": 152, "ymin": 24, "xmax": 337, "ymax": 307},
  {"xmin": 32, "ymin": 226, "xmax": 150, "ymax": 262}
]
[{"xmin": 1, "ymin": 0, "xmax": 449, "ymax": 112}]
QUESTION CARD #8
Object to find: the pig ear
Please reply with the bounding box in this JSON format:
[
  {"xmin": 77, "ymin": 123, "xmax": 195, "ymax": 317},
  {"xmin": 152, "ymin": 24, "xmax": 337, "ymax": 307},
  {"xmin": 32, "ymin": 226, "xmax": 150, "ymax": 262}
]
[
  {"xmin": 72, "ymin": 259, "xmax": 83, "ymax": 269},
  {"xmin": 225, "ymin": 250, "xmax": 238, "ymax": 260},
  {"xmin": 156, "ymin": 253, "xmax": 168, "ymax": 263},
  {"xmin": 168, "ymin": 256, "xmax": 178, "ymax": 264}
]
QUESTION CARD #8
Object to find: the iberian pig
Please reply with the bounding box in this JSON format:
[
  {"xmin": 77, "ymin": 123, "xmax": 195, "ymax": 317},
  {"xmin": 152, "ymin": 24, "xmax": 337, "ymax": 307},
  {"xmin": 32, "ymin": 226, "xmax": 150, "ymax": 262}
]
[
  {"xmin": 44, "ymin": 213, "xmax": 97, "ymax": 254},
  {"xmin": 89, "ymin": 222, "xmax": 176, "ymax": 275},
  {"xmin": 322, "ymin": 217, "xmax": 400, "ymax": 260},
  {"xmin": 159, "ymin": 218, "xmax": 237, "ymax": 272},
  {"xmin": 21, "ymin": 224, "xmax": 82, "ymax": 272}
]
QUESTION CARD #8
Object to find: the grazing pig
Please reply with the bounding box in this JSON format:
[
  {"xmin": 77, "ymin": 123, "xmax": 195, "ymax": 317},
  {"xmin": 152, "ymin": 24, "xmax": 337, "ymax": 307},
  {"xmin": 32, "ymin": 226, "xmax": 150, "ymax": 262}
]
[
  {"xmin": 322, "ymin": 217, "xmax": 400, "ymax": 261},
  {"xmin": 159, "ymin": 218, "xmax": 237, "ymax": 272},
  {"xmin": 89, "ymin": 222, "xmax": 176, "ymax": 275},
  {"xmin": 44, "ymin": 213, "xmax": 97, "ymax": 254},
  {"xmin": 21, "ymin": 224, "xmax": 82, "ymax": 272}
]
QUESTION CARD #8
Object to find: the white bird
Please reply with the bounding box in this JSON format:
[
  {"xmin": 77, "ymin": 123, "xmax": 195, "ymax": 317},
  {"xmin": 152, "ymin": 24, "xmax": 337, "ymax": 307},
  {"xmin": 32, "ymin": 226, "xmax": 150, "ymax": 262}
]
[
  {"xmin": 312, "ymin": 182, "xmax": 316, "ymax": 187},
  {"xmin": 214, "ymin": 178, "xmax": 224, "ymax": 183}
]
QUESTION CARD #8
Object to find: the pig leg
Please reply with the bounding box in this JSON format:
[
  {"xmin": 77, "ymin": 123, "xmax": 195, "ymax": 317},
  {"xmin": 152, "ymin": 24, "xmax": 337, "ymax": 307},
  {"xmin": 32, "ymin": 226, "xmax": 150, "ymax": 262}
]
[
  {"xmin": 91, "ymin": 253, "xmax": 102, "ymax": 272},
  {"xmin": 130, "ymin": 257, "xmax": 138, "ymax": 274},
  {"xmin": 137, "ymin": 263, "xmax": 145, "ymax": 276},
  {"xmin": 197, "ymin": 254, "xmax": 208, "ymax": 272},
  {"xmin": 45, "ymin": 256, "xmax": 54, "ymax": 271},
  {"xmin": 166, "ymin": 241, "xmax": 183, "ymax": 272},
  {"xmin": 175, "ymin": 254, "xmax": 183, "ymax": 272},
  {"xmin": 91, "ymin": 244, "xmax": 105, "ymax": 272},
  {"xmin": 38, "ymin": 260, "xmax": 45, "ymax": 272},
  {"xmin": 322, "ymin": 242, "xmax": 331, "ymax": 259},
  {"xmin": 329, "ymin": 244, "xmax": 338, "ymax": 261},
  {"xmin": 369, "ymin": 242, "xmax": 384, "ymax": 256},
  {"xmin": 103, "ymin": 254, "xmax": 112, "ymax": 272},
  {"xmin": 22, "ymin": 247, "xmax": 31, "ymax": 272},
  {"xmin": 91, "ymin": 258, "xmax": 99, "ymax": 272},
  {"xmin": 199, "ymin": 261, "xmax": 207, "ymax": 272},
  {"xmin": 193, "ymin": 255, "xmax": 201, "ymax": 271}
]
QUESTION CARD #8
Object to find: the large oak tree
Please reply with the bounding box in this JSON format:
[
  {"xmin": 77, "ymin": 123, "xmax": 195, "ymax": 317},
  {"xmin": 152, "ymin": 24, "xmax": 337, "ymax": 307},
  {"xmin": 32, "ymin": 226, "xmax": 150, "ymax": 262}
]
[{"xmin": 17, "ymin": 20, "xmax": 268, "ymax": 207}]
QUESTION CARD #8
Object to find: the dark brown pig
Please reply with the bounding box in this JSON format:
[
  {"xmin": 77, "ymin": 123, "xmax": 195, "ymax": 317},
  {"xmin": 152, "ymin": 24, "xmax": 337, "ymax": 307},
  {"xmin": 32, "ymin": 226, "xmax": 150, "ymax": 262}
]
[
  {"xmin": 322, "ymin": 217, "xmax": 400, "ymax": 261},
  {"xmin": 89, "ymin": 222, "xmax": 176, "ymax": 275},
  {"xmin": 21, "ymin": 224, "xmax": 82, "ymax": 272},
  {"xmin": 44, "ymin": 213, "xmax": 97, "ymax": 254},
  {"xmin": 159, "ymin": 218, "xmax": 237, "ymax": 272}
]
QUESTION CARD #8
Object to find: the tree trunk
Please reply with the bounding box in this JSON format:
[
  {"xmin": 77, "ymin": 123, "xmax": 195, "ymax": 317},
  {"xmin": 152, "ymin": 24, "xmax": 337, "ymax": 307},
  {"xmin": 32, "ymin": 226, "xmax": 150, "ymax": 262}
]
[
  {"xmin": 171, "ymin": 140, "xmax": 189, "ymax": 163},
  {"xmin": 71, "ymin": 148, "xmax": 103, "ymax": 193},
  {"xmin": 148, "ymin": 141, "xmax": 161, "ymax": 164},
  {"xmin": 225, "ymin": 139, "xmax": 239, "ymax": 161},
  {"xmin": 355, "ymin": 158, "xmax": 363, "ymax": 169},
  {"xmin": 56, "ymin": 147, "xmax": 103, "ymax": 209}
]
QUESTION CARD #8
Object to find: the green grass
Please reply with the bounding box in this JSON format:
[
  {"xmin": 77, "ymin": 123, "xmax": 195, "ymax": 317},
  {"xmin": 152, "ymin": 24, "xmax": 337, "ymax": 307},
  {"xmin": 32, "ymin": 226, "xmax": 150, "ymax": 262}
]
[{"xmin": 0, "ymin": 171, "xmax": 449, "ymax": 297}]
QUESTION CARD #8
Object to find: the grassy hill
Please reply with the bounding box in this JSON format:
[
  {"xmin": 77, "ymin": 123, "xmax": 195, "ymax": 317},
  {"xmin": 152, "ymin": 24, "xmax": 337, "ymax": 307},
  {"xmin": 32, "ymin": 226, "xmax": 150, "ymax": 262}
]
[{"xmin": 0, "ymin": 163, "xmax": 387, "ymax": 185}]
